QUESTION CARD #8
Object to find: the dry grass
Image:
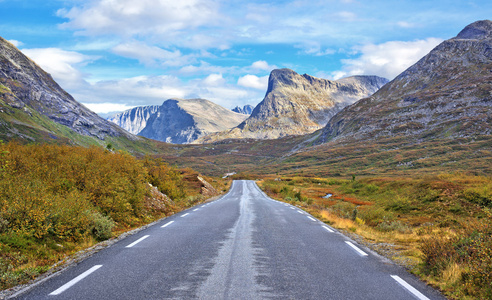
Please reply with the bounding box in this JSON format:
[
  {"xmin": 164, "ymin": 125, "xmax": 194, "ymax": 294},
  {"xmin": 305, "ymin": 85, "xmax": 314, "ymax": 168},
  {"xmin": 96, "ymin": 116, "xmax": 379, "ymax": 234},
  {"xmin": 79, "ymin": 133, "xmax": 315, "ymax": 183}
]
[{"xmin": 258, "ymin": 174, "xmax": 492, "ymax": 299}]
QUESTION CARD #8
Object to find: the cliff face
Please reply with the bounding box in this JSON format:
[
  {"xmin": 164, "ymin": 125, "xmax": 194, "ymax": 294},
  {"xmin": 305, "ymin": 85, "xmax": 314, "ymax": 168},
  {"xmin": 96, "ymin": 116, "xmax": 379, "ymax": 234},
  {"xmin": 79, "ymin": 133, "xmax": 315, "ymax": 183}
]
[
  {"xmin": 0, "ymin": 37, "xmax": 132, "ymax": 141},
  {"xmin": 317, "ymin": 20, "xmax": 492, "ymax": 144},
  {"xmin": 108, "ymin": 105, "xmax": 159, "ymax": 135},
  {"xmin": 138, "ymin": 98, "xmax": 248, "ymax": 144},
  {"xmin": 197, "ymin": 69, "xmax": 387, "ymax": 142}
]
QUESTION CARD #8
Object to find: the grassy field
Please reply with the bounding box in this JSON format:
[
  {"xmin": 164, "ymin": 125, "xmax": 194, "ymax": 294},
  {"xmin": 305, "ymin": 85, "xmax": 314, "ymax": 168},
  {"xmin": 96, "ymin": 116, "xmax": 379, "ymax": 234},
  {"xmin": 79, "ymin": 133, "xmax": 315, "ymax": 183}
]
[
  {"xmin": 257, "ymin": 174, "xmax": 492, "ymax": 300},
  {"xmin": 0, "ymin": 142, "xmax": 228, "ymax": 291}
]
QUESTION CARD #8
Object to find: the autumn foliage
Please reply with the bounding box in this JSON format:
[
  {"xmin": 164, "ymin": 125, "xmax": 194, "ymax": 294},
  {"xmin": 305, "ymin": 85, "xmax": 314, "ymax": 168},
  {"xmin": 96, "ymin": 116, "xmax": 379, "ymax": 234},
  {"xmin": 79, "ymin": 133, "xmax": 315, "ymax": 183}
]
[{"xmin": 0, "ymin": 142, "xmax": 211, "ymax": 290}]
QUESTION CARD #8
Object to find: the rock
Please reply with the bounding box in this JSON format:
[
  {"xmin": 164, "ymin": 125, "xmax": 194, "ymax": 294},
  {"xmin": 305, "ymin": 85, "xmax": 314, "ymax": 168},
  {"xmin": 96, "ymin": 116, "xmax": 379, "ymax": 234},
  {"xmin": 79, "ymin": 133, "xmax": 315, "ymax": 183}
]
[{"xmin": 197, "ymin": 175, "xmax": 218, "ymax": 196}]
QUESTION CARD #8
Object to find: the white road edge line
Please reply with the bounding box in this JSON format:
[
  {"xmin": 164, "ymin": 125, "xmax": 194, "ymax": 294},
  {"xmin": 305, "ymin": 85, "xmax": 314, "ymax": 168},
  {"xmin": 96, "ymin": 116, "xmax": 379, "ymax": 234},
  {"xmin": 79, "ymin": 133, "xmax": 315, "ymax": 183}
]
[
  {"xmin": 193, "ymin": 208, "xmax": 199, "ymax": 211},
  {"xmin": 307, "ymin": 216, "xmax": 316, "ymax": 221},
  {"xmin": 126, "ymin": 235, "xmax": 150, "ymax": 248},
  {"xmin": 322, "ymin": 225, "xmax": 334, "ymax": 233},
  {"xmin": 345, "ymin": 241, "xmax": 368, "ymax": 256},
  {"xmin": 297, "ymin": 211, "xmax": 304, "ymax": 214},
  {"xmin": 181, "ymin": 213, "xmax": 190, "ymax": 217},
  {"xmin": 391, "ymin": 275, "xmax": 430, "ymax": 300},
  {"xmin": 49, "ymin": 265, "xmax": 102, "ymax": 295},
  {"xmin": 161, "ymin": 221, "xmax": 174, "ymax": 228}
]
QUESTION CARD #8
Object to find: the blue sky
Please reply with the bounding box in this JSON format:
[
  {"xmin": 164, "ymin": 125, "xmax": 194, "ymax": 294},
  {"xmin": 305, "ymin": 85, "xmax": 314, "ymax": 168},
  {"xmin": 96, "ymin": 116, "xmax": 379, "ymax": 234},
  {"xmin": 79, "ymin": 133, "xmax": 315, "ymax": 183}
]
[{"xmin": 1, "ymin": 0, "xmax": 491, "ymax": 115}]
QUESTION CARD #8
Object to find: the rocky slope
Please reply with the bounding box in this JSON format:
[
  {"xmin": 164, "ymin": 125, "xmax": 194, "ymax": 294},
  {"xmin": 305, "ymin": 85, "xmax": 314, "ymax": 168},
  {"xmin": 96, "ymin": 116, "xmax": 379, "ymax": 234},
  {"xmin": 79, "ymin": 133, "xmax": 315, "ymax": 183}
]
[
  {"xmin": 197, "ymin": 69, "xmax": 387, "ymax": 142},
  {"xmin": 139, "ymin": 98, "xmax": 248, "ymax": 144},
  {"xmin": 108, "ymin": 105, "xmax": 159, "ymax": 134},
  {"xmin": 232, "ymin": 105, "xmax": 254, "ymax": 115},
  {"xmin": 317, "ymin": 20, "xmax": 492, "ymax": 144},
  {"xmin": 0, "ymin": 36, "xmax": 133, "ymax": 141}
]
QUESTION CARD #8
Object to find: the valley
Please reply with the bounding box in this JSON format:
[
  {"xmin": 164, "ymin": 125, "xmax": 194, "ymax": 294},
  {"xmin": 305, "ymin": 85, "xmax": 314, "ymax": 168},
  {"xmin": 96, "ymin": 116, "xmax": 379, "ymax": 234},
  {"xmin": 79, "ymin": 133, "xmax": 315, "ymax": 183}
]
[{"xmin": 0, "ymin": 18, "xmax": 491, "ymax": 300}]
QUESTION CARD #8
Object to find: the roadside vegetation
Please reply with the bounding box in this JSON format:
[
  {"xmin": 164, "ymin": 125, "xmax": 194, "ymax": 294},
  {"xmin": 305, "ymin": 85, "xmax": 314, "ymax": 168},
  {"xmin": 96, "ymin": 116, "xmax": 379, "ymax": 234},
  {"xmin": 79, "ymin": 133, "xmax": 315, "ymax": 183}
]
[
  {"xmin": 0, "ymin": 142, "xmax": 226, "ymax": 291},
  {"xmin": 258, "ymin": 174, "xmax": 492, "ymax": 300}
]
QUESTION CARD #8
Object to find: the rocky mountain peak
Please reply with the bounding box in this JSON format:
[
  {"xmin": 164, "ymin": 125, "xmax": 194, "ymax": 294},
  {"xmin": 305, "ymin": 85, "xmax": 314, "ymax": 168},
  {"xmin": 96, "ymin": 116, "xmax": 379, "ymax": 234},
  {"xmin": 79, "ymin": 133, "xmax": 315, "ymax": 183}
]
[
  {"xmin": 196, "ymin": 69, "xmax": 387, "ymax": 143},
  {"xmin": 455, "ymin": 20, "xmax": 492, "ymax": 40}
]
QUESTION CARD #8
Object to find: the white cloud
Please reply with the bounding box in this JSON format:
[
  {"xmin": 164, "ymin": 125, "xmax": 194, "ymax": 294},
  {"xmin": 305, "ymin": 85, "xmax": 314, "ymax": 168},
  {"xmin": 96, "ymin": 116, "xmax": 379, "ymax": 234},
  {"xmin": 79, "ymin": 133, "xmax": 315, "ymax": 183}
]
[
  {"xmin": 112, "ymin": 41, "xmax": 190, "ymax": 67},
  {"xmin": 202, "ymin": 73, "xmax": 226, "ymax": 86},
  {"xmin": 179, "ymin": 61, "xmax": 233, "ymax": 75},
  {"xmin": 8, "ymin": 39, "xmax": 23, "ymax": 47},
  {"xmin": 332, "ymin": 38, "xmax": 443, "ymax": 79},
  {"xmin": 295, "ymin": 41, "xmax": 336, "ymax": 56},
  {"xmin": 250, "ymin": 60, "xmax": 276, "ymax": 72},
  {"xmin": 57, "ymin": 0, "xmax": 221, "ymax": 45},
  {"xmin": 335, "ymin": 11, "xmax": 358, "ymax": 22},
  {"xmin": 81, "ymin": 102, "xmax": 136, "ymax": 114},
  {"xmin": 397, "ymin": 21, "xmax": 416, "ymax": 28},
  {"xmin": 86, "ymin": 75, "xmax": 187, "ymax": 104},
  {"xmin": 21, "ymin": 47, "xmax": 95, "ymax": 90},
  {"xmin": 237, "ymin": 75, "xmax": 269, "ymax": 90}
]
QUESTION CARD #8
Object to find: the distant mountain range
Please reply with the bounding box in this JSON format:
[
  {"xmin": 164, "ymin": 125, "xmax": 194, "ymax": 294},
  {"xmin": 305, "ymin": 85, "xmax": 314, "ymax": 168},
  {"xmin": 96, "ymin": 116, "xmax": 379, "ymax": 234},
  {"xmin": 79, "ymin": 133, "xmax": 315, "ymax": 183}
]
[
  {"xmin": 1, "ymin": 20, "xmax": 490, "ymax": 168},
  {"xmin": 315, "ymin": 19, "xmax": 492, "ymax": 145}
]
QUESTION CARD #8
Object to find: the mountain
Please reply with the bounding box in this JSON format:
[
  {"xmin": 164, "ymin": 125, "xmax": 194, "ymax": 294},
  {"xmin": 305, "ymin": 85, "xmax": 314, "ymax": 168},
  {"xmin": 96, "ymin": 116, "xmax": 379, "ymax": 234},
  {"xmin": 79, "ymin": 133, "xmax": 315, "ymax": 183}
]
[
  {"xmin": 197, "ymin": 69, "xmax": 388, "ymax": 142},
  {"xmin": 139, "ymin": 98, "xmax": 248, "ymax": 144},
  {"xmin": 317, "ymin": 20, "xmax": 492, "ymax": 144},
  {"xmin": 0, "ymin": 36, "xmax": 135, "ymax": 143},
  {"xmin": 108, "ymin": 105, "xmax": 159, "ymax": 134},
  {"xmin": 232, "ymin": 105, "xmax": 254, "ymax": 115}
]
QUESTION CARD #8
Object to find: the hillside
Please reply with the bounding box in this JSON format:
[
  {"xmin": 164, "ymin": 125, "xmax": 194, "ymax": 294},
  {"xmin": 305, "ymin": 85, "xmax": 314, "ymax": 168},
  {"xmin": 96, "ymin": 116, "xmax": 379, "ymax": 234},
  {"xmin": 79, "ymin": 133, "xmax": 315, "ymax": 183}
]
[
  {"xmin": 0, "ymin": 37, "xmax": 154, "ymax": 152},
  {"xmin": 139, "ymin": 98, "xmax": 248, "ymax": 144},
  {"xmin": 197, "ymin": 69, "xmax": 387, "ymax": 143},
  {"xmin": 316, "ymin": 20, "xmax": 492, "ymax": 144}
]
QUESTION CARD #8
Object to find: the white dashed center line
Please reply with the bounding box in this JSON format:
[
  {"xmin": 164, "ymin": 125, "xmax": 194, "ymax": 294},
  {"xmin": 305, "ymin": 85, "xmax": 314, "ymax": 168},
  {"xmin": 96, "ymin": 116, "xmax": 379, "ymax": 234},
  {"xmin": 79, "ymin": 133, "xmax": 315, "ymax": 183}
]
[
  {"xmin": 161, "ymin": 221, "xmax": 174, "ymax": 228},
  {"xmin": 322, "ymin": 225, "xmax": 334, "ymax": 233},
  {"xmin": 345, "ymin": 241, "xmax": 368, "ymax": 256},
  {"xmin": 126, "ymin": 235, "xmax": 150, "ymax": 248},
  {"xmin": 391, "ymin": 275, "xmax": 430, "ymax": 300},
  {"xmin": 181, "ymin": 213, "xmax": 190, "ymax": 217},
  {"xmin": 49, "ymin": 265, "xmax": 102, "ymax": 295},
  {"xmin": 307, "ymin": 216, "xmax": 316, "ymax": 221}
]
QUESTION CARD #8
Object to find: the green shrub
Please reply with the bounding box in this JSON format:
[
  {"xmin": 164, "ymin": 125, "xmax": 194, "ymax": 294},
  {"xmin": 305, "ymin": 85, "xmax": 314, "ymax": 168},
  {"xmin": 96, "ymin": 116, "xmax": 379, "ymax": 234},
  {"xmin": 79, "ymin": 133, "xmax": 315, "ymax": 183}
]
[
  {"xmin": 329, "ymin": 202, "xmax": 356, "ymax": 219},
  {"xmin": 376, "ymin": 221, "xmax": 412, "ymax": 233},
  {"xmin": 462, "ymin": 188, "xmax": 491, "ymax": 208},
  {"xmin": 88, "ymin": 211, "xmax": 115, "ymax": 241}
]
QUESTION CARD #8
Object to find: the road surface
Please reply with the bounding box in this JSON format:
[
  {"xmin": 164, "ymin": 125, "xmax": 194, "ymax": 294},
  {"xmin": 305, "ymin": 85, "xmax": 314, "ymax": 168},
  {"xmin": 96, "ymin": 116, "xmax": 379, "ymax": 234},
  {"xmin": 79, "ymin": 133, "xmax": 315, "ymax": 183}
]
[{"xmin": 13, "ymin": 180, "xmax": 445, "ymax": 299}]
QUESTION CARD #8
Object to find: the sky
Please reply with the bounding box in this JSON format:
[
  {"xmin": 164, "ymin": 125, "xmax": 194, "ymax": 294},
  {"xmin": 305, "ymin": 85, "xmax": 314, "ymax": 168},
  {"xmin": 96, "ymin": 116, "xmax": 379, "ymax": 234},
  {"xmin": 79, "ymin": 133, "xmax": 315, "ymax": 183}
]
[{"xmin": 1, "ymin": 0, "xmax": 491, "ymax": 116}]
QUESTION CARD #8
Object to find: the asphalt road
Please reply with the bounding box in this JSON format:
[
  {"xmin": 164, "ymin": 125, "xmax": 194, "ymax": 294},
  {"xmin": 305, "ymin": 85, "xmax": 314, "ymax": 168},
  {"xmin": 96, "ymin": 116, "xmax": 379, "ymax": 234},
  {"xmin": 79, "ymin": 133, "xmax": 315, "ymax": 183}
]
[{"xmin": 12, "ymin": 180, "xmax": 446, "ymax": 299}]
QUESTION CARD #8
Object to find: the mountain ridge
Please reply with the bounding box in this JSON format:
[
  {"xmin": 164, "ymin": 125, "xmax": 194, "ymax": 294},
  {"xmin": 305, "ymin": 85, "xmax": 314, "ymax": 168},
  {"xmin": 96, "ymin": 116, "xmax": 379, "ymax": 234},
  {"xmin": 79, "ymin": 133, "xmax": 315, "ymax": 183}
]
[
  {"xmin": 316, "ymin": 19, "xmax": 492, "ymax": 145},
  {"xmin": 0, "ymin": 36, "xmax": 136, "ymax": 142}
]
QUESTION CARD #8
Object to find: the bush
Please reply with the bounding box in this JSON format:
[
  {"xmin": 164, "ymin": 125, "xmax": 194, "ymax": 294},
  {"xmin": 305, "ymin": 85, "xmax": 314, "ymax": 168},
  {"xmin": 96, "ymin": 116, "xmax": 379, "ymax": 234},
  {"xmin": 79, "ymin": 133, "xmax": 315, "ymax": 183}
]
[
  {"xmin": 88, "ymin": 211, "xmax": 115, "ymax": 241},
  {"xmin": 329, "ymin": 202, "xmax": 356, "ymax": 219},
  {"xmin": 462, "ymin": 188, "xmax": 491, "ymax": 208},
  {"xmin": 376, "ymin": 221, "xmax": 412, "ymax": 233},
  {"xmin": 420, "ymin": 217, "xmax": 492, "ymax": 298}
]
